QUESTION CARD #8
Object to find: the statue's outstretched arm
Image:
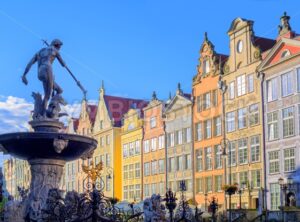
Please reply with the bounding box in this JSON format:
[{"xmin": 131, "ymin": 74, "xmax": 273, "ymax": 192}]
[
  {"xmin": 22, "ymin": 53, "xmax": 38, "ymax": 85},
  {"xmin": 23, "ymin": 53, "xmax": 38, "ymax": 76},
  {"xmin": 56, "ymin": 52, "xmax": 66, "ymax": 67}
]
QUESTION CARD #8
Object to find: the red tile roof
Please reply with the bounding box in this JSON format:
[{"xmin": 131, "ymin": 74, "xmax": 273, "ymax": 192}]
[
  {"xmin": 103, "ymin": 95, "xmax": 148, "ymax": 127},
  {"xmin": 253, "ymin": 36, "xmax": 276, "ymax": 52}
]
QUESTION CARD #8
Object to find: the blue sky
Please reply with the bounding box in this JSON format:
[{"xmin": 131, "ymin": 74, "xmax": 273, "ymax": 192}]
[{"xmin": 0, "ymin": 1, "xmax": 300, "ymax": 162}]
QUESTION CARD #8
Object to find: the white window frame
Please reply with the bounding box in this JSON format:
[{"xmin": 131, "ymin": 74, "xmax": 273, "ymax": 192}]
[
  {"xmin": 237, "ymin": 74, "xmax": 246, "ymax": 96},
  {"xmin": 282, "ymin": 107, "xmax": 294, "ymax": 137},
  {"xmin": 281, "ymin": 71, "xmax": 293, "ymax": 97},
  {"xmin": 267, "ymin": 111, "xmax": 278, "ymax": 141}
]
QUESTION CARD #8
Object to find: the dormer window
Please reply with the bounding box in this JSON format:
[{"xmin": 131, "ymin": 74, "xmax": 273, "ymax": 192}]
[
  {"xmin": 281, "ymin": 50, "xmax": 291, "ymax": 58},
  {"xmin": 203, "ymin": 59, "xmax": 210, "ymax": 74}
]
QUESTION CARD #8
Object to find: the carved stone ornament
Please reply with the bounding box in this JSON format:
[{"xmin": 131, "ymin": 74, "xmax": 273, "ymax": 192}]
[{"xmin": 53, "ymin": 138, "xmax": 69, "ymax": 153}]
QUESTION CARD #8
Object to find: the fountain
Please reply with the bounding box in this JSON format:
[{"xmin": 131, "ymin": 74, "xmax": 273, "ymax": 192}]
[{"xmin": 0, "ymin": 39, "xmax": 97, "ymax": 221}]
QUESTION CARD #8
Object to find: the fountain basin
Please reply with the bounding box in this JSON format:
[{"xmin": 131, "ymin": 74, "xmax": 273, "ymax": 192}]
[{"xmin": 0, "ymin": 132, "xmax": 97, "ymax": 161}]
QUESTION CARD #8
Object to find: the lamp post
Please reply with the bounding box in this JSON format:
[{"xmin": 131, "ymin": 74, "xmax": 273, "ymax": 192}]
[
  {"xmin": 278, "ymin": 177, "xmax": 293, "ymax": 222},
  {"xmin": 106, "ymin": 166, "xmax": 114, "ymax": 199},
  {"xmin": 237, "ymin": 182, "xmax": 246, "ymax": 209}
]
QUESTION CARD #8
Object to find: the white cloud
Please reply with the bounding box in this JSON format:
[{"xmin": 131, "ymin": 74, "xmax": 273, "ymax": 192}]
[{"xmin": 0, "ymin": 95, "xmax": 90, "ymax": 134}]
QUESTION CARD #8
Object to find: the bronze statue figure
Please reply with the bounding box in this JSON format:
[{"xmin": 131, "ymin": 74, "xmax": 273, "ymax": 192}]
[
  {"xmin": 22, "ymin": 39, "xmax": 87, "ymax": 120},
  {"xmin": 22, "ymin": 39, "xmax": 65, "ymax": 117}
]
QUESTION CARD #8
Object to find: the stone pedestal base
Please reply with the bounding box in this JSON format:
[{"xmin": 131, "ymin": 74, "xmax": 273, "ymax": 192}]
[{"xmin": 27, "ymin": 158, "xmax": 65, "ymax": 221}]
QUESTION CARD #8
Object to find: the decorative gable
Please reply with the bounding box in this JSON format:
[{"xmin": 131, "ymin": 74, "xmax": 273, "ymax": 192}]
[
  {"xmin": 193, "ymin": 32, "xmax": 227, "ymax": 85},
  {"xmin": 258, "ymin": 38, "xmax": 300, "ymax": 71}
]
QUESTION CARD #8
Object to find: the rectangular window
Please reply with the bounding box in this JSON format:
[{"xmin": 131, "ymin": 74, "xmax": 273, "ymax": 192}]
[
  {"xmin": 281, "ymin": 72, "xmax": 293, "ymax": 97},
  {"xmin": 169, "ymin": 157, "xmax": 175, "ymax": 172},
  {"xmin": 196, "ymin": 149, "xmax": 203, "ymax": 172},
  {"xmin": 267, "ymin": 78, "xmax": 278, "ymax": 102},
  {"xmin": 251, "ymin": 170, "xmax": 261, "ymax": 188},
  {"xmin": 170, "ymin": 133, "xmax": 175, "ymax": 147},
  {"xmin": 135, "ymin": 184, "xmax": 141, "ymax": 201},
  {"xmin": 151, "ymin": 161, "xmax": 157, "ymax": 175},
  {"xmin": 186, "ymin": 127, "xmax": 191, "ymax": 143},
  {"xmin": 229, "ymin": 81, "xmax": 235, "ymax": 100},
  {"xmin": 196, "ymin": 95, "xmax": 202, "ymax": 112},
  {"xmin": 158, "ymin": 159, "xmax": 165, "ymax": 173},
  {"xmin": 238, "ymin": 138, "xmax": 248, "ymax": 164},
  {"xmin": 129, "ymin": 185, "xmax": 134, "ymax": 199},
  {"xmin": 150, "ymin": 117, "xmax": 157, "ymax": 128},
  {"xmin": 270, "ymin": 183, "xmax": 280, "ymax": 210},
  {"xmin": 106, "ymin": 153, "xmax": 111, "ymax": 166},
  {"xmin": 203, "ymin": 59, "xmax": 210, "ymax": 74},
  {"xmin": 214, "ymin": 116, "xmax": 222, "ymax": 136},
  {"xmin": 238, "ymin": 108, "xmax": 247, "ymax": 129},
  {"xmin": 129, "ymin": 142, "xmax": 134, "ymax": 156},
  {"xmin": 151, "ymin": 183, "xmax": 157, "ymax": 195},
  {"xmin": 214, "ymin": 175, "xmax": 223, "ymax": 192},
  {"xmin": 100, "ymin": 137, "xmax": 105, "ymax": 147},
  {"xmin": 195, "ymin": 122, "xmax": 203, "ymax": 141},
  {"xmin": 267, "ymin": 112, "xmax": 278, "ymax": 140},
  {"xmin": 106, "ymin": 135, "xmax": 110, "ymax": 145},
  {"xmin": 177, "ymin": 156, "xmax": 183, "ymax": 171},
  {"xmin": 106, "ymin": 176, "xmax": 111, "ymax": 191},
  {"xmin": 135, "ymin": 140, "xmax": 141, "ymax": 154},
  {"xmin": 249, "ymin": 104, "xmax": 259, "ymax": 126},
  {"xmin": 237, "ymin": 74, "xmax": 246, "ymax": 96},
  {"xmin": 204, "ymin": 119, "xmax": 212, "ymax": 139},
  {"xmin": 185, "ymin": 154, "xmax": 192, "ymax": 170},
  {"xmin": 203, "ymin": 92, "xmax": 211, "ymax": 109},
  {"xmin": 283, "ymin": 107, "xmax": 294, "ymax": 137},
  {"xmin": 214, "ymin": 145, "xmax": 222, "ymax": 169},
  {"xmin": 123, "ymin": 165, "xmax": 128, "ymax": 180},
  {"xmin": 144, "ymin": 184, "xmax": 150, "ymax": 197},
  {"xmin": 123, "ymin": 186, "xmax": 128, "ymax": 200},
  {"xmin": 144, "ymin": 162, "xmax": 150, "ymax": 176},
  {"xmin": 123, "ymin": 144, "xmax": 128, "ymax": 158},
  {"xmin": 205, "ymin": 147, "xmax": 212, "ymax": 170},
  {"xmin": 269, "ymin": 151, "xmax": 280, "ymax": 174},
  {"xmin": 284, "ymin": 148, "xmax": 295, "ymax": 172},
  {"xmin": 239, "ymin": 171, "xmax": 248, "ymax": 185},
  {"xmin": 128, "ymin": 164, "xmax": 134, "ymax": 179},
  {"xmin": 151, "ymin": 138, "xmax": 157, "ymax": 151},
  {"xmin": 212, "ymin": 89, "xmax": 218, "ymax": 106},
  {"xmin": 196, "ymin": 178, "xmax": 203, "ymax": 193},
  {"xmin": 158, "ymin": 135, "xmax": 164, "ymax": 149},
  {"xmin": 144, "ymin": 140, "xmax": 150, "ymax": 153},
  {"xmin": 159, "ymin": 182, "xmax": 164, "ymax": 194},
  {"xmin": 135, "ymin": 163, "xmax": 141, "ymax": 178},
  {"xmin": 228, "ymin": 141, "xmax": 236, "ymax": 166},
  {"xmin": 177, "ymin": 130, "xmax": 183, "ymax": 145},
  {"xmin": 248, "ymin": 74, "xmax": 254, "ymax": 93},
  {"xmin": 205, "ymin": 177, "xmax": 212, "ymax": 193},
  {"xmin": 226, "ymin": 111, "xmax": 236, "ymax": 132},
  {"xmin": 250, "ymin": 135, "xmax": 260, "ymax": 162}
]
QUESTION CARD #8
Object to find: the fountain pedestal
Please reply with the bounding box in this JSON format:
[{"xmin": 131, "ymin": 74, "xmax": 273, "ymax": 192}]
[{"xmin": 0, "ymin": 119, "xmax": 97, "ymax": 221}]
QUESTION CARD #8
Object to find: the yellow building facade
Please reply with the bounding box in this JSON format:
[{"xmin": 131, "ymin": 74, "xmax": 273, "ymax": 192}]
[
  {"xmin": 222, "ymin": 18, "xmax": 275, "ymax": 209},
  {"xmin": 121, "ymin": 108, "xmax": 144, "ymax": 202},
  {"xmin": 92, "ymin": 85, "xmax": 147, "ymax": 200}
]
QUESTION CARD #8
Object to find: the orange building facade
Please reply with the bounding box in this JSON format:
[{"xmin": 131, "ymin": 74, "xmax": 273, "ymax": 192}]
[
  {"xmin": 142, "ymin": 93, "xmax": 166, "ymax": 198},
  {"xmin": 193, "ymin": 33, "xmax": 227, "ymax": 210}
]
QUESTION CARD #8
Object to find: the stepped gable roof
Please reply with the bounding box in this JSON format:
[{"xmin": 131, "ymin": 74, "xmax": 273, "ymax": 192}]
[
  {"xmin": 103, "ymin": 95, "xmax": 148, "ymax": 127},
  {"xmin": 253, "ymin": 36, "xmax": 276, "ymax": 52}
]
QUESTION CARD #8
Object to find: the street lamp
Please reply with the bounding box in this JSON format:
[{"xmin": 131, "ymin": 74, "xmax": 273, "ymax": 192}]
[
  {"xmin": 237, "ymin": 182, "xmax": 246, "ymax": 209},
  {"xmin": 106, "ymin": 166, "xmax": 114, "ymax": 198}
]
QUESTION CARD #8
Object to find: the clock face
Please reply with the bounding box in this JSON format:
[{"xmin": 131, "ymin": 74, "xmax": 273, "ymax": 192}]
[{"xmin": 237, "ymin": 40, "xmax": 243, "ymax": 53}]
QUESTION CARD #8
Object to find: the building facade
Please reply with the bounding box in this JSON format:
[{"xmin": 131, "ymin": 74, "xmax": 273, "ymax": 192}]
[
  {"xmin": 143, "ymin": 93, "xmax": 166, "ymax": 198},
  {"xmin": 165, "ymin": 84, "xmax": 193, "ymax": 200},
  {"xmin": 258, "ymin": 13, "xmax": 300, "ymax": 210},
  {"xmin": 92, "ymin": 84, "xmax": 146, "ymax": 200},
  {"xmin": 222, "ymin": 18, "xmax": 275, "ymax": 209},
  {"xmin": 65, "ymin": 99, "xmax": 97, "ymax": 193},
  {"xmin": 121, "ymin": 108, "xmax": 145, "ymax": 202},
  {"xmin": 192, "ymin": 33, "xmax": 227, "ymax": 210}
]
